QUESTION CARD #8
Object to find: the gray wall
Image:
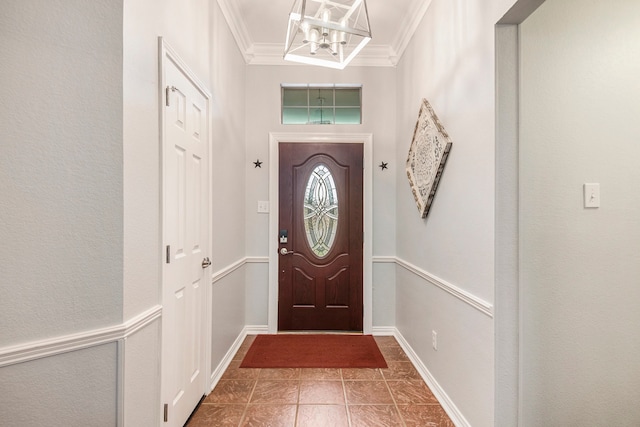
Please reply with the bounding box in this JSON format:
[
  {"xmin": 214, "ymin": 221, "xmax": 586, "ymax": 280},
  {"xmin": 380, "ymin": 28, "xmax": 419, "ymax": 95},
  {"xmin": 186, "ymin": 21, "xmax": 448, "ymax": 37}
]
[
  {"xmin": 0, "ymin": 0, "xmax": 123, "ymax": 347},
  {"xmin": 243, "ymin": 64, "xmax": 398, "ymax": 328},
  {"xmin": 394, "ymin": 0, "xmax": 518, "ymax": 425},
  {"xmin": 1, "ymin": 0, "xmax": 248, "ymax": 424},
  {"xmin": 0, "ymin": 1, "xmax": 123, "ymax": 424},
  {"xmin": 520, "ymin": 0, "xmax": 640, "ymax": 424},
  {"xmin": 6, "ymin": 0, "xmax": 637, "ymax": 425},
  {"xmin": 208, "ymin": 0, "xmax": 249, "ymax": 376},
  {"xmin": 0, "ymin": 345, "xmax": 118, "ymax": 426}
]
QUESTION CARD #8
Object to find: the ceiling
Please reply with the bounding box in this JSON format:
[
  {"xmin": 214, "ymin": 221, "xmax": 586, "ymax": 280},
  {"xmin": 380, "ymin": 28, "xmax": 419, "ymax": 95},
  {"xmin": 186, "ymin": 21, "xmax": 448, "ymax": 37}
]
[{"xmin": 216, "ymin": 0, "xmax": 432, "ymax": 67}]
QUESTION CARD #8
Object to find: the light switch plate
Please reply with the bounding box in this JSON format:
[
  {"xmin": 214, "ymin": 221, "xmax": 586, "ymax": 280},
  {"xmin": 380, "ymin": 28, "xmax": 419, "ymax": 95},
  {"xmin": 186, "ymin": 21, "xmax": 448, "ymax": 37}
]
[
  {"xmin": 257, "ymin": 201, "xmax": 270, "ymax": 213},
  {"xmin": 584, "ymin": 183, "xmax": 600, "ymax": 208}
]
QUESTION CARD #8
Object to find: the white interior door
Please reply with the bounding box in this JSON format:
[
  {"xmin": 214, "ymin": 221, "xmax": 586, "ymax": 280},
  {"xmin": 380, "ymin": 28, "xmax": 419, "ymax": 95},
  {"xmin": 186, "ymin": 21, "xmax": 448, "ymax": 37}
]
[{"xmin": 161, "ymin": 43, "xmax": 211, "ymax": 427}]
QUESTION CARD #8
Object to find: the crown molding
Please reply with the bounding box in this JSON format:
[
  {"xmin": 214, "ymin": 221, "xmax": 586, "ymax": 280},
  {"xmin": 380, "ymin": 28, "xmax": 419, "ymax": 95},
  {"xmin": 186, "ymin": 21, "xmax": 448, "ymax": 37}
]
[
  {"xmin": 390, "ymin": 0, "xmax": 433, "ymax": 63},
  {"xmin": 216, "ymin": 0, "xmax": 255, "ymax": 63},
  {"xmin": 217, "ymin": 0, "xmax": 432, "ymax": 67}
]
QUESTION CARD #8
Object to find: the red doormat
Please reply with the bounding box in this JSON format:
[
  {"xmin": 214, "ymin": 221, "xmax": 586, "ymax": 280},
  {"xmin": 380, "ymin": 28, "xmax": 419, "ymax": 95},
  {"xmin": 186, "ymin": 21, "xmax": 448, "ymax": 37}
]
[{"xmin": 240, "ymin": 334, "xmax": 388, "ymax": 369}]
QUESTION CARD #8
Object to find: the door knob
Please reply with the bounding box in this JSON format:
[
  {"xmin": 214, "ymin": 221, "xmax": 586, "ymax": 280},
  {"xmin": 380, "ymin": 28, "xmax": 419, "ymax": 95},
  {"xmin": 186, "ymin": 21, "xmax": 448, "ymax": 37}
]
[
  {"xmin": 279, "ymin": 248, "xmax": 294, "ymax": 256},
  {"xmin": 201, "ymin": 257, "xmax": 211, "ymax": 268}
]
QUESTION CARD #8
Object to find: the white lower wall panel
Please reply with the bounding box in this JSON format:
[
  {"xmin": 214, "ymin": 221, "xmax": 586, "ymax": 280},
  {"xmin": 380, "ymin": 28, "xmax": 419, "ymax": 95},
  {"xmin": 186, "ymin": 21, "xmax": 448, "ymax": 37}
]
[
  {"xmin": 244, "ymin": 260, "xmax": 269, "ymax": 326},
  {"xmin": 372, "ymin": 260, "xmax": 396, "ymax": 327},
  {"xmin": 396, "ymin": 267, "xmax": 494, "ymax": 427},
  {"xmin": 0, "ymin": 343, "xmax": 118, "ymax": 427},
  {"xmin": 123, "ymin": 318, "xmax": 161, "ymax": 427},
  {"xmin": 210, "ymin": 265, "xmax": 246, "ymax": 375}
]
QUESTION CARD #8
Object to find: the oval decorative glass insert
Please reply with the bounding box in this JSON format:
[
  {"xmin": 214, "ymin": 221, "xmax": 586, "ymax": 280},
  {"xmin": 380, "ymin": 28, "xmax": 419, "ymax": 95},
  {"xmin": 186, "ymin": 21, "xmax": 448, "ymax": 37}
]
[{"xmin": 304, "ymin": 164, "xmax": 339, "ymax": 258}]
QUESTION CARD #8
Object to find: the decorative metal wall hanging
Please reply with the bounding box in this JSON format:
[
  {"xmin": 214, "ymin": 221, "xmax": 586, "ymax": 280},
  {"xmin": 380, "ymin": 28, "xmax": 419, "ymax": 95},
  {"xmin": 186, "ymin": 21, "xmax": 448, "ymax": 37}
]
[{"xmin": 405, "ymin": 99, "xmax": 452, "ymax": 218}]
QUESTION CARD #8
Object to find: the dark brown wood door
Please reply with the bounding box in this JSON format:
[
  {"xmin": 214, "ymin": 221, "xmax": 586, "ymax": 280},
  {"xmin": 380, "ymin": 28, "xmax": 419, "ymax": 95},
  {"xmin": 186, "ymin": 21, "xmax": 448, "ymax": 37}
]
[{"xmin": 278, "ymin": 143, "xmax": 363, "ymax": 331}]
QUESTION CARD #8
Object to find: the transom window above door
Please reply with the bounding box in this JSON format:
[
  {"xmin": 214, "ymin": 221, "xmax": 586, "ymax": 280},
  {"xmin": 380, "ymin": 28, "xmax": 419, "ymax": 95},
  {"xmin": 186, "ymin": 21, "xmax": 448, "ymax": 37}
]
[{"xmin": 281, "ymin": 84, "xmax": 362, "ymax": 125}]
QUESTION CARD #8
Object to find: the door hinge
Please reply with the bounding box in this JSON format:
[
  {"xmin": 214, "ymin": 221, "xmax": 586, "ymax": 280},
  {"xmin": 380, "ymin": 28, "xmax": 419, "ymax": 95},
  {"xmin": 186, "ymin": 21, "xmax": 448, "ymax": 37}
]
[
  {"xmin": 166, "ymin": 245, "xmax": 171, "ymax": 264},
  {"xmin": 165, "ymin": 86, "xmax": 176, "ymax": 107},
  {"xmin": 163, "ymin": 403, "xmax": 168, "ymax": 422}
]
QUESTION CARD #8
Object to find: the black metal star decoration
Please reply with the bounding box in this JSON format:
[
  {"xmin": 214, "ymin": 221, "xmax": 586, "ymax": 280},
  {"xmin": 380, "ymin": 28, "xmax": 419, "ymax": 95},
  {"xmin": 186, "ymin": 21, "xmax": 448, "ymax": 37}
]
[
  {"xmin": 253, "ymin": 159, "xmax": 263, "ymax": 168},
  {"xmin": 379, "ymin": 161, "xmax": 388, "ymax": 171}
]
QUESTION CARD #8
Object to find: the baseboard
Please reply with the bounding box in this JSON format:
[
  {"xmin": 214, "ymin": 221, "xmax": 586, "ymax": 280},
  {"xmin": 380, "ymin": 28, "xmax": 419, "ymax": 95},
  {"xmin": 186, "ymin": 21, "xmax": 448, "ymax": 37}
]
[
  {"xmin": 371, "ymin": 326, "xmax": 396, "ymax": 336},
  {"xmin": 392, "ymin": 328, "xmax": 470, "ymax": 427},
  {"xmin": 244, "ymin": 325, "xmax": 269, "ymax": 335},
  {"xmin": 208, "ymin": 330, "xmax": 246, "ymax": 392},
  {"xmin": 208, "ymin": 325, "xmax": 268, "ymax": 392}
]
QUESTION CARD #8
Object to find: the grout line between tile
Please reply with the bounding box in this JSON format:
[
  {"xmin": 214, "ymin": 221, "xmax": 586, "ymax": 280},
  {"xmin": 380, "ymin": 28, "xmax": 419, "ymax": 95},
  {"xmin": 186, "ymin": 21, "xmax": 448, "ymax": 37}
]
[
  {"xmin": 204, "ymin": 336, "xmax": 452, "ymax": 427},
  {"xmin": 294, "ymin": 373, "xmax": 302, "ymax": 426},
  {"xmin": 340, "ymin": 368, "xmax": 353, "ymax": 427},
  {"xmin": 383, "ymin": 370, "xmax": 408, "ymax": 427},
  {"xmin": 237, "ymin": 376, "xmax": 260, "ymax": 426}
]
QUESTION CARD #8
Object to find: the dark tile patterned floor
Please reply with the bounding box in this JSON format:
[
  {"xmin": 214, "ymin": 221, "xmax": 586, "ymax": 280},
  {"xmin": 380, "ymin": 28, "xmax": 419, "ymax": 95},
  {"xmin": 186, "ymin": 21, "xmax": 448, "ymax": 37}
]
[{"xmin": 186, "ymin": 335, "xmax": 454, "ymax": 426}]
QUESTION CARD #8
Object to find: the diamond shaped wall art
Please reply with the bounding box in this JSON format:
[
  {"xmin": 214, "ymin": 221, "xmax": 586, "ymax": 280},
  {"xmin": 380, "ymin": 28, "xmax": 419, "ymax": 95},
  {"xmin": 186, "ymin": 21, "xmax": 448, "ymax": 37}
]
[{"xmin": 406, "ymin": 99, "xmax": 453, "ymax": 218}]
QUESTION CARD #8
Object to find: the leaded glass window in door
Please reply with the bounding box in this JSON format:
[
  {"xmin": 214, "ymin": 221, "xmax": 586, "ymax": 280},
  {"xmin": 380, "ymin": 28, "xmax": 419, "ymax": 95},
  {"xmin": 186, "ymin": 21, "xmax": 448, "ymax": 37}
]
[{"xmin": 303, "ymin": 164, "xmax": 339, "ymax": 258}]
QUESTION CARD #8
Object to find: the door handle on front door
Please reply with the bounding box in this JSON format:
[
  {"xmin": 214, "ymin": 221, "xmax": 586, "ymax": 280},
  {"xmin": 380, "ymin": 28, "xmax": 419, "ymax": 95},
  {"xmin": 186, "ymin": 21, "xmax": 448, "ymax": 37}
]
[
  {"xmin": 279, "ymin": 248, "xmax": 295, "ymax": 256},
  {"xmin": 201, "ymin": 257, "xmax": 211, "ymax": 268}
]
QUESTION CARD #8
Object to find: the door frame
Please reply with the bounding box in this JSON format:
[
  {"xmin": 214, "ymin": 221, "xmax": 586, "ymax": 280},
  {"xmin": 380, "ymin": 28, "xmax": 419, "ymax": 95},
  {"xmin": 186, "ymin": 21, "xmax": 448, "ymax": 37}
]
[
  {"xmin": 495, "ymin": 1, "xmax": 546, "ymax": 425},
  {"xmin": 268, "ymin": 133, "xmax": 373, "ymax": 334},
  {"xmin": 158, "ymin": 37, "xmax": 213, "ymax": 419}
]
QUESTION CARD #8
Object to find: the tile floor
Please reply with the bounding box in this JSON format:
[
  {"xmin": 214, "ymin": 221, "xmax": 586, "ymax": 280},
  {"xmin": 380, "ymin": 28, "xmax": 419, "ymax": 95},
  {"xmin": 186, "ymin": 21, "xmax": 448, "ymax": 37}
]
[{"xmin": 186, "ymin": 335, "xmax": 454, "ymax": 427}]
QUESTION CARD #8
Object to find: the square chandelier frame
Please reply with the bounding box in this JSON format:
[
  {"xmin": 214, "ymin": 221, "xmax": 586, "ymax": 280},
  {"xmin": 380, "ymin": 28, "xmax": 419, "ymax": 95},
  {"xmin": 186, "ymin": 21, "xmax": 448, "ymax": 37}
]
[{"xmin": 284, "ymin": 0, "xmax": 372, "ymax": 69}]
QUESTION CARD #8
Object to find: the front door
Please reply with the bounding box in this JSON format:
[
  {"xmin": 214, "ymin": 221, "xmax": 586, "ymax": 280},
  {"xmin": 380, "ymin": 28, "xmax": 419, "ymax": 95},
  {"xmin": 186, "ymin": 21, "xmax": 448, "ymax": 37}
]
[
  {"xmin": 161, "ymin": 47, "xmax": 210, "ymax": 427},
  {"xmin": 278, "ymin": 143, "xmax": 363, "ymax": 331}
]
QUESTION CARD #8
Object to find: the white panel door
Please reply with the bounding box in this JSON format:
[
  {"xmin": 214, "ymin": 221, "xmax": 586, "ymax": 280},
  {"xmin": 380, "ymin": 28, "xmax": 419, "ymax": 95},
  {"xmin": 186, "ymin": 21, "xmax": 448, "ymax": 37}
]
[{"xmin": 161, "ymin": 53, "xmax": 210, "ymax": 427}]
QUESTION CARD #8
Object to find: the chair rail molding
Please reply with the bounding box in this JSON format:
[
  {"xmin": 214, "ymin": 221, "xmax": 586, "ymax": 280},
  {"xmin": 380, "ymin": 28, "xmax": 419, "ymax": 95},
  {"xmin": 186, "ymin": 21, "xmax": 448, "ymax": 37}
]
[
  {"xmin": 394, "ymin": 256, "xmax": 493, "ymax": 318},
  {"xmin": 0, "ymin": 305, "xmax": 162, "ymax": 368}
]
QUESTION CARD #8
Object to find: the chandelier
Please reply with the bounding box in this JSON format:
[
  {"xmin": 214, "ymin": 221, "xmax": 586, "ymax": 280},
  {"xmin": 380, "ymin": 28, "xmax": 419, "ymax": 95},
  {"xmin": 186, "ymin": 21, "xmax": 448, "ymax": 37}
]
[{"xmin": 284, "ymin": 0, "xmax": 372, "ymax": 69}]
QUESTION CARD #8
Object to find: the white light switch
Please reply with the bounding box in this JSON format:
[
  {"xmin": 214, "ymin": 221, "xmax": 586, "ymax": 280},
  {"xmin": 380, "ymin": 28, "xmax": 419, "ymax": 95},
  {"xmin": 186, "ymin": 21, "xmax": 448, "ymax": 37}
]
[
  {"xmin": 584, "ymin": 183, "xmax": 600, "ymax": 208},
  {"xmin": 257, "ymin": 201, "xmax": 270, "ymax": 213}
]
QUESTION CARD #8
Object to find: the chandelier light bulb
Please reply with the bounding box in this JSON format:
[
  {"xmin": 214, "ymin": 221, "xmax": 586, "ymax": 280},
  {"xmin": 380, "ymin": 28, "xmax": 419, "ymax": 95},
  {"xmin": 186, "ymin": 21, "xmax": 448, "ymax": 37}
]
[
  {"xmin": 308, "ymin": 28, "xmax": 319, "ymax": 55},
  {"xmin": 308, "ymin": 28, "xmax": 319, "ymax": 43},
  {"xmin": 321, "ymin": 9, "xmax": 331, "ymax": 37},
  {"xmin": 301, "ymin": 22, "xmax": 311, "ymax": 43},
  {"xmin": 330, "ymin": 30, "xmax": 339, "ymax": 55},
  {"xmin": 339, "ymin": 19, "xmax": 348, "ymax": 44}
]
